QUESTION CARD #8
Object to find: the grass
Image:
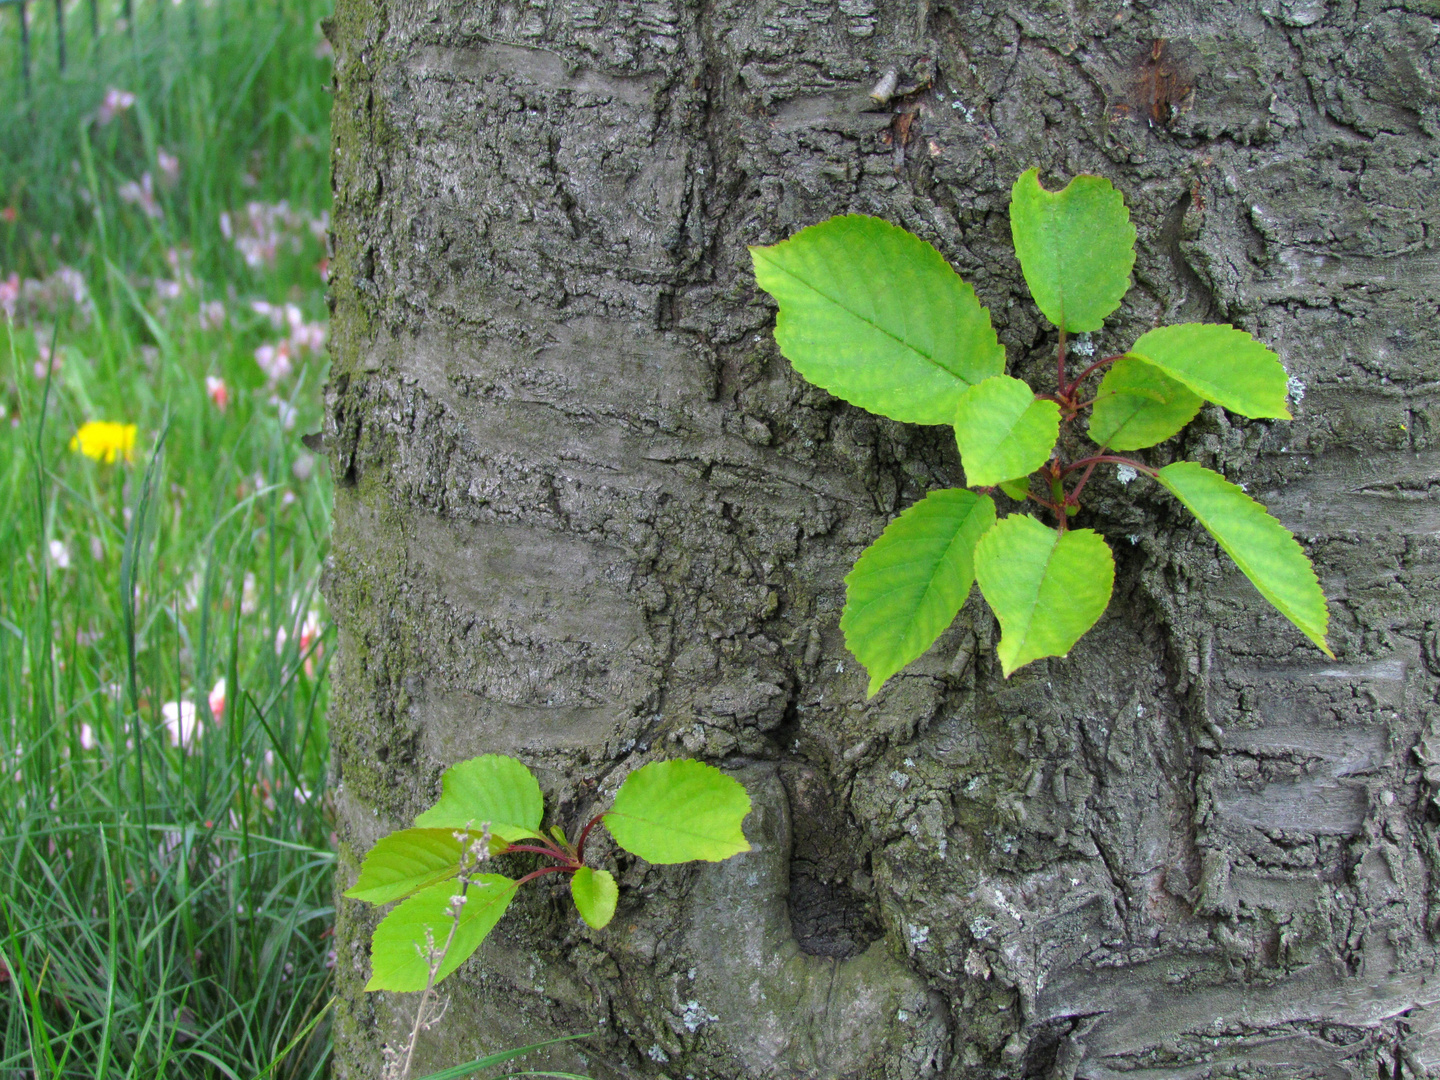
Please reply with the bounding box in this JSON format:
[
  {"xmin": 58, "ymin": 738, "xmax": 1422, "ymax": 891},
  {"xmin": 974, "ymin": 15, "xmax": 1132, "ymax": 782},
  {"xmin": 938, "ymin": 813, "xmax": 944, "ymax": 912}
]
[{"xmin": 0, "ymin": 0, "xmax": 337, "ymax": 1075}]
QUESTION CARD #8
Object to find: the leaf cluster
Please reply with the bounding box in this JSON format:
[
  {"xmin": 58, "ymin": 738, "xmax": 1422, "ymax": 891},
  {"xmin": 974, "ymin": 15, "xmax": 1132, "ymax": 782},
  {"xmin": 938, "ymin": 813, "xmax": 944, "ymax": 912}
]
[
  {"xmin": 751, "ymin": 168, "xmax": 1331, "ymax": 690},
  {"xmin": 346, "ymin": 756, "xmax": 751, "ymax": 992}
]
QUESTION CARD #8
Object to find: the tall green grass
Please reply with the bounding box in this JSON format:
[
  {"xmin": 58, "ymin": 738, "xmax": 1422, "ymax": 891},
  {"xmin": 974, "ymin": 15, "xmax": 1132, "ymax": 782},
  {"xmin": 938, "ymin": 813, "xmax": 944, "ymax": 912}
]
[{"xmin": 0, "ymin": 0, "xmax": 336, "ymax": 1076}]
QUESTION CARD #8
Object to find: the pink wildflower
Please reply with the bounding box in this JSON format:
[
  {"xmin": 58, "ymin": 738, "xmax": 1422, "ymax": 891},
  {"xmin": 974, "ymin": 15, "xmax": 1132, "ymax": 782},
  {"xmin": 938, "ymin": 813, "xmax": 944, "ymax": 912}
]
[
  {"xmin": 32, "ymin": 343, "xmax": 60, "ymax": 380},
  {"xmin": 199, "ymin": 300, "xmax": 226, "ymax": 330},
  {"xmin": 208, "ymin": 677, "xmax": 226, "ymax": 723},
  {"xmin": 255, "ymin": 341, "xmax": 292, "ymax": 381},
  {"xmin": 0, "ymin": 273, "xmax": 18, "ymax": 319},
  {"xmin": 96, "ymin": 87, "xmax": 136, "ymax": 126},
  {"xmin": 117, "ymin": 173, "xmax": 162, "ymax": 220},
  {"xmin": 157, "ymin": 149, "xmax": 180, "ymax": 185},
  {"xmin": 205, "ymin": 375, "xmax": 229, "ymax": 411},
  {"xmin": 300, "ymin": 611, "xmax": 324, "ymax": 677}
]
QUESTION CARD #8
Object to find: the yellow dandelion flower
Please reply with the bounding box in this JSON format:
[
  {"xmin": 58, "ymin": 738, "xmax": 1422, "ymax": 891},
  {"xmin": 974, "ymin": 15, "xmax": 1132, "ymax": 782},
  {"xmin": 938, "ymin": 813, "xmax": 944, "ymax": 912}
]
[{"xmin": 70, "ymin": 421, "xmax": 138, "ymax": 463}]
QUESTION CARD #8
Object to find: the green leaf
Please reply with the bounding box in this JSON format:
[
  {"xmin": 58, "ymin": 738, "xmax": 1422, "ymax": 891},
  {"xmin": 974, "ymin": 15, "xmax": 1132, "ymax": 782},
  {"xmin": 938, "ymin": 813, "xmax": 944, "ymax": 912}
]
[
  {"xmin": 345, "ymin": 828, "xmax": 500, "ymax": 905},
  {"xmin": 840, "ymin": 489, "xmax": 996, "ymax": 696},
  {"xmin": 605, "ymin": 760, "xmax": 751, "ymax": 865},
  {"xmin": 998, "ymin": 477, "xmax": 1031, "ymax": 501},
  {"xmin": 570, "ymin": 867, "xmax": 618, "ymax": 930},
  {"xmin": 1009, "ymin": 169, "xmax": 1136, "ymax": 334},
  {"xmin": 1088, "ymin": 355, "xmax": 1204, "ymax": 450},
  {"xmin": 365, "ymin": 874, "xmax": 519, "ymax": 992},
  {"xmin": 953, "ymin": 376, "xmax": 1061, "ymax": 488},
  {"xmin": 974, "ymin": 515, "xmax": 1115, "ymax": 677},
  {"xmin": 1155, "ymin": 461, "xmax": 1331, "ymax": 655},
  {"xmin": 410, "ymin": 1034, "xmax": 596, "ymax": 1080},
  {"xmin": 414, "ymin": 754, "xmax": 545, "ymax": 842},
  {"xmin": 1128, "ymin": 324, "xmax": 1290, "ymax": 419},
  {"xmin": 750, "ymin": 215, "xmax": 1005, "ymax": 425}
]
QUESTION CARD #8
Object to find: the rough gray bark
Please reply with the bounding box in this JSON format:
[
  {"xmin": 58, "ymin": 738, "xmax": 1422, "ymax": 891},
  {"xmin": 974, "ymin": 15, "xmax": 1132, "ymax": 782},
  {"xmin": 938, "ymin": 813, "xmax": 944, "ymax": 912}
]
[{"xmin": 321, "ymin": 0, "xmax": 1440, "ymax": 1075}]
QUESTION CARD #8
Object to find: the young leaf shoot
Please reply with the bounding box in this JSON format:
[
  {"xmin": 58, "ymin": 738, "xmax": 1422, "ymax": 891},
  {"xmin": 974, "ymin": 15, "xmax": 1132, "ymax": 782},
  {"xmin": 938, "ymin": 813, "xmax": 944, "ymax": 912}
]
[
  {"xmin": 348, "ymin": 756, "xmax": 751, "ymax": 994},
  {"xmin": 751, "ymin": 168, "xmax": 1330, "ymax": 690}
]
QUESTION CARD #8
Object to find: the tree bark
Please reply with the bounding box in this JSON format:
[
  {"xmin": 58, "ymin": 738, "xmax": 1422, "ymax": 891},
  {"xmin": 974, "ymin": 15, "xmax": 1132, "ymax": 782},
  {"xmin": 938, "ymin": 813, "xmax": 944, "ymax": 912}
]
[{"xmin": 322, "ymin": 0, "xmax": 1440, "ymax": 1076}]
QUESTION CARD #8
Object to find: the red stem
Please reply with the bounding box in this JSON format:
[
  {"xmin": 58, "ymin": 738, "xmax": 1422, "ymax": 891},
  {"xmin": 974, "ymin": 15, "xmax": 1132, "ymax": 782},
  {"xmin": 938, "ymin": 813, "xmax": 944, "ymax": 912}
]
[
  {"xmin": 505, "ymin": 843, "xmax": 572, "ymax": 862},
  {"xmin": 574, "ymin": 812, "xmax": 607, "ymax": 864},
  {"xmin": 1059, "ymin": 454, "xmax": 1157, "ymax": 477},
  {"xmin": 515, "ymin": 864, "xmax": 576, "ymax": 888},
  {"xmin": 1062, "ymin": 353, "xmax": 1124, "ymax": 398},
  {"xmin": 1068, "ymin": 459, "xmax": 1101, "ymax": 503}
]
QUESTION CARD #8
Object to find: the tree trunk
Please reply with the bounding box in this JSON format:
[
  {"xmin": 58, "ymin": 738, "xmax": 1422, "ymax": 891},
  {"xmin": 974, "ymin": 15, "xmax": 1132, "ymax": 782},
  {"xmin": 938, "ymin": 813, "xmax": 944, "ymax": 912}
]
[{"xmin": 321, "ymin": 0, "xmax": 1440, "ymax": 1075}]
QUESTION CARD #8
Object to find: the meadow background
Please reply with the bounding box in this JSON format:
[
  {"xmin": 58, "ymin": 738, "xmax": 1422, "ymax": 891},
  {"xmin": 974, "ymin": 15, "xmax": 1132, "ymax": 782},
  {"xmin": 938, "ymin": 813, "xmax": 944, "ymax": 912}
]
[{"xmin": 0, "ymin": 0, "xmax": 337, "ymax": 1074}]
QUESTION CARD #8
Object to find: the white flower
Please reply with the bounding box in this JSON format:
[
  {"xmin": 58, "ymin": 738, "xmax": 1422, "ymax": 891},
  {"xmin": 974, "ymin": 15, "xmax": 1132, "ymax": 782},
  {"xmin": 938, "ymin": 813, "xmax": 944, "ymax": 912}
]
[
  {"xmin": 161, "ymin": 700, "xmax": 201, "ymax": 746},
  {"xmin": 79, "ymin": 723, "xmax": 96, "ymax": 750},
  {"xmin": 268, "ymin": 395, "xmax": 298, "ymax": 430},
  {"xmin": 48, "ymin": 539, "xmax": 70, "ymax": 569}
]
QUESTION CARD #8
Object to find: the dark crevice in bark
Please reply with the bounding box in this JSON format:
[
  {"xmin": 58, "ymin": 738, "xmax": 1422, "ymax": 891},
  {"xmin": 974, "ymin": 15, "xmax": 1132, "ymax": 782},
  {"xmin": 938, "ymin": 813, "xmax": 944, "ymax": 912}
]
[{"xmin": 779, "ymin": 762, "xmax": 882, "ymax": 958}]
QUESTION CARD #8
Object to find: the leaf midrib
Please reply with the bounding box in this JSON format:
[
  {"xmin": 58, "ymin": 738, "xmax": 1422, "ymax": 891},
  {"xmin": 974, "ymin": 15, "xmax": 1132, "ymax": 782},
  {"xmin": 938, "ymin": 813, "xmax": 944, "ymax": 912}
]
[
  {"xmin": 605, "ymin": 808, "xmax": 737, "ymax": 845},
  {"xmin": 1171, "ymin": 475, "xmax": 1311, "ymax": 626},
  {"xmin": 758, "ymin": 253, "xmax": 967, "ymax": 384},
  {"xmin": 970, "ymin": 399, "xmax": 1043, "ymax": 476},
  {"xmin": 844, "ymin": 520, "xmax": 982, "ymax": 624},
  {"xmin": 1010, "ymin": 531, "xmax": 1062, "ymax": 655}
]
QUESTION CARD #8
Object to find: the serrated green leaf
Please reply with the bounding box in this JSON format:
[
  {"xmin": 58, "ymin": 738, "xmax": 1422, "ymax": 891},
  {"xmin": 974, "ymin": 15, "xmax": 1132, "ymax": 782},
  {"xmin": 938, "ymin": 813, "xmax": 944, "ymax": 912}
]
[
  {"xmin": 1156, "ymin": 461, "xmax": 1331, "ymax": 655},
  {"xmin": 414, "ymin": 754, "xmax": 544, "ymax": 842},
  {"xmin": 605, "ymin": 760, "xmax": 751, "ymax": 865},
  {"xmin": 365, "ymin": 874, "xmax": 519, "ymax": 992},
  {"xmin": 974, "ymin": 515, "xmax": 1115, "ymax": 677},
  {"xmin": 345, "ymin": 828, "xmax": 501, "ymax": 905},
  {"xmin": 571, "ymin": 867, "xmax": 618, "ymax": 930},
  {"xmin": 999, "ymin": 477, "xmax": 1031, "ymax": 501},
  {"xmin": 1088, "ymin": 355, "xmax": 1204, "ymax": 450},
  {"xmin": 750, "ymin": 215, "xmax": 1005, "ymax": 425},
  {"xmin": 841, "ymin": 489, "xmax": 997, "ymax": 697},
  {"xmin": 954, "ymin": 375, "xmax": 1061, "ymax": 488},
  {"xmin": 1128, "ymin": 324, "xmax": 1290, "ymax": 419},
  {"xmin": 1009, "ymin": 169, "xmax": 1136, "ymax": 334}
]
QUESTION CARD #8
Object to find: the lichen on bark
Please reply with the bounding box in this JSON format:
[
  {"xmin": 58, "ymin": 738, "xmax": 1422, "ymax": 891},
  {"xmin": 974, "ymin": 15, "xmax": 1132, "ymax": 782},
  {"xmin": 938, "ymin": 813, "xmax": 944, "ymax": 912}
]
[{"xmin": 323, "ymin": 0, "xmax": 1440, "ymax": 1075}]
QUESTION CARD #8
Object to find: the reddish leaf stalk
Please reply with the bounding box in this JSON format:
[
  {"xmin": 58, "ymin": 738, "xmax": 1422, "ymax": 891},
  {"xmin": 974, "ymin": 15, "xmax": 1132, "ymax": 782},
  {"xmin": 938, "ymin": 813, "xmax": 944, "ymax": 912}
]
[
  {"xmin": 1062, "ymin": 353, "xmax": 1124, "ymax": 399},
  {"xmin": 574, "ymin": 812, "xmax": 607, "ymax": 864}
]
